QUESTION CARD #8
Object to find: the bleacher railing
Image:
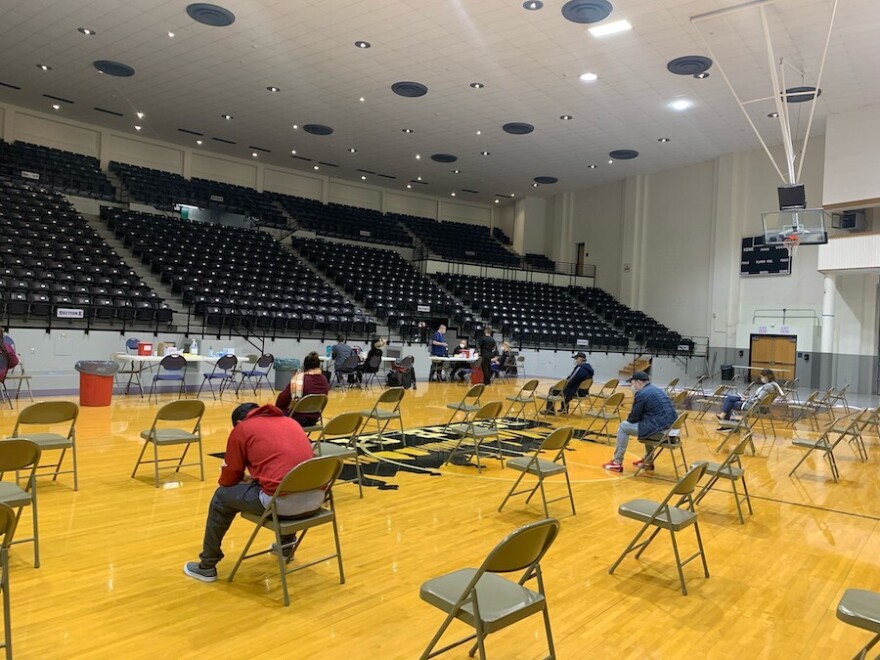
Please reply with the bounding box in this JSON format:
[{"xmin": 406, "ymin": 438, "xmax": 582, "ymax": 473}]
[{"xmin": 415, "ymin": 256, "xmax": 596, "ymax": 286}]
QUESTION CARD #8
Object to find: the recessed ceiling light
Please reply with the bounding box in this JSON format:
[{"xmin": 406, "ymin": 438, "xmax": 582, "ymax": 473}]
[
  {"xmin": 608, "ymin": 159, "xmax": 613, "ymax": 164},
  {"xmin": 415, "ymin": 154, "xmax": 421, "ymax": 160},
  {"xmin": 402, "ymin": 128, "xmax": 413, "ymax": 133},
  {"xmin": 37, "ymin": 64, "xmax": 52, "ymax": 71},
  {"xmin": 509, "ymin": 193, "xmax": 515, "ymax": 198},
  {"xmin": 532, "ymin": 183, "xmax": 540, "ymax": 188},
  {"xmin": 196, "ymin": 140, "xmax": 203, "ymax": 145},
  {"xmin": 588, "ymin": 164, "xmax": 598, "ymax": 169},
  {"xmin": 136, "ymin": 111, "xmax": 145, "ymax": 119},
  {"xmin": 252, "ymin": 152, "xmax": 258, "ymax": 158},
  {"xmin": 359, "ymin": 96, "xmax": 365, "ymax": 102},
  {"xmin": 768, "ymin": 112, "xmax": 779, "ymax": 118},
  {"xmin": 494, "ymin": 198, "xmax": 500, "ymax": 203},
  {"xmin": 355, "ymin": 41, "xmax": 371, "ymax": 49},
  {"xmin": 669, "ymin": 99, "xmax": 693, "ymax": 111},
  {"xmin": 134, "ymin": 125, "xmax": 142, "ymax": 131},
  {"xmin": 291, "ymin": 149, "xmax": 297, "ymax": 154},
  {"xmin": 470, "ymin": 82, "xmax": 485, "ymax": 89},
  {"xmin": 476, "ymin": 130, "xmax": 482, "ymax": 136},
  {"xmin": 523, "ymin": 0, "xmax": 544, "ymax": 9},
  {"xmin": 588, "ymin": 20, "xmax": 632, "ymax": 38},
  {"xmin": 314, "ymin": 165, "xmax": 319, "ymax": 170},
  {"xmin": 560, "ymin": 114, "xmax": 573, "ymax": 120},
  {"xmin": 451, "ymin": 192, "xmax": 456, "ymax": 197},
  {"xmin": 221, "ymin": 113, "xmax": 233, "ymax": 120},
  {"xmin": 267, "ymin": 86, "xmax": 280, "ymax": 93},
  {"xmin": 658, "ymin": 137, "xmax": 670, "ymax": 142},
  {"xmin": 453, "ymin": 169, "xmax": 460, "ymax": 174},
  {"xmin": 406, "ymin": 184, "xmax": 412, "ymax": 189},
  {"xmin": 292, "ymin": 124, "xmax": 299, "ymax": 129},
  {"xmin": 168, "ymin": 31, "xmax": 175, "ymax": 38},
  {"xmin": 77, "ymin": 27, "xmax": 96, "ymax": 36},
  {"xmin": 52, "ymin": 104, "xmax": 60, "ymax": 111},
  {"xmin": 361, "ymin": 175, "xmax": 367, "ymax": 180},
  {"xmin": 694, "ymin": 72, "xmax": 710, "ymax": 79},
  {"xmin": 481, "ymin": 151, "xmax": 490, "ymax": 156},
  {"xmin": 348, "ymin": 147, "xmax": 357, "ymax": 153},
  {"xmin": 579, "ymin": 72, "xmax": 599, "ymax": 82},
  {"xmin": 417, "ymin": 176, "xmax": 422, "ymax": 181}
]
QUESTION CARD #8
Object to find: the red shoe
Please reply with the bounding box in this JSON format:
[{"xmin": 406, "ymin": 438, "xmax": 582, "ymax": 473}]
[
  {"xmin": 633, "ymin": 459, "xmax": 655, "ymax": 471},
  {"xmin": 602, "ymin": 461, "xmax": 623, "ymax": 473}
]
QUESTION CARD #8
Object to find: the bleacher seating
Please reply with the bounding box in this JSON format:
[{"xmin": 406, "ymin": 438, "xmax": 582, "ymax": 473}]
[
  {"xmin": 274, "ymin": 194, "xmax": 412, "ymax": 247},
  {"xmin": 523, "ymin": 253, "xmax": 556, "ymax": 272},
  {"xmin": 293, "ymin": 237, "xmax": 458, "ymax": 340},
  {"xmin": 492, "ymin": 226, "xmax": 512, "ymax": 246},
  {"xmin": 102, "ymin": 207, "xmax": 373, "ymax": 335},
  {"xmin": 391, "ymin": 213, "xmax": 519, "ymax": 267},
  {"xmin": 0, "ymin": 178, "xmax": 168, "ymax": 322},
  {"xmin": 109, "ymin": 162, "xmax": 190, "ymax": 211},
  {"xmin": 434, "ymin": 273, "xmax": 628, "ymax": 349},
  {"xmin": 0, "ymin": 140, "xmax": 116, "ymax": 201}
]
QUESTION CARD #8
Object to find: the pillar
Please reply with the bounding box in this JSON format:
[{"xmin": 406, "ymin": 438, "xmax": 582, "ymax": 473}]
[{"xmin": 820, "ymin": 272, "xmax": 837, "ymax": 353}]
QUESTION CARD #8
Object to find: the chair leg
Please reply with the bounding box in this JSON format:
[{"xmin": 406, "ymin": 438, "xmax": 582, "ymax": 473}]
[
  {"xmin": 226, "ymin": 520, "xmax": 262, "ymax": 582},
  {"xmin": 197, "ymin": 439, "xmax": 205, "ymax": 481},
  {"xmin": 354, "ymin": 452, "xmax": 364, "ymax": 499},
  {"xmin": 694, "ymin": 520, "xmax": 710, "ymax": 578},
  {"xmin": 1, "ymin": 547, "xmax": 10, "ymax": 660},
  {"xmin": 153, "ymin": 442, "xmax": 161, "ymax": 488},
  {"xmin": 788, "ymin": 447, "xmax": 816, "ymax": 478},
  {"xmin": 731, "ymin": 480, "xmax": 745, "ymax": 525},
  {"xmin": 497, "ymin": 471, "xmax": 527, "ymax": 512},
  {"xmin": 330, "ymin": 514, "xmax": 346, "ymax": 584},
  {"xmin": 175, "ymin": 443, "xmax": 191, "ymax": 473},
  {"xmin": 131, "ymin": 440, "xmax": 149, "ymax": 478},
  {"xmin": 273, "ymin": 526, "xmax": 291, "ymax": 606},
  {"xmin": 854, "ymin": 633, "xmax": 880, "ymax": 660},
  {"xmin": 71, "ymin": 439, "xmax": 79, "ymax": 491},
  {"xmin": 741, "ymin": 476, "xmax": 753, "ymax": 515},
  {"xmin": 668, "ymin": 528, "xmax": 688, "ymax": 596},
  {"xmin": 30, "ymin": 479, "xmax": 39, "ymax": 569}
]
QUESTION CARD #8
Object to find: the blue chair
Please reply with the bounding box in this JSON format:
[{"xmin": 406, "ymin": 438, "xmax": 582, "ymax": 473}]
[
  {"xmin": 148, "ymin": 354, "xmax": 187, "ymax": 403},
  {"xmin": 116, "ymin": 337, "xmax": 144, "ymax": 397},
  {"xmin": 196, "ymin": 354, "xmax": 238, "ymax": 400},
  {"xmin": 236, "ymin": 354, "xmax": 274, "ymax": 396}
]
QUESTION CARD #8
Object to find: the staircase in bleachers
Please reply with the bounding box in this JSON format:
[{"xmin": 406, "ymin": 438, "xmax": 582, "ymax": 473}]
[
  {"xmin": 0, "ymin": 140, "xmax": 116, "ymax": 201},
  {"xmin": 101, "ymin": 207, "xmax": 376, "ymax": 338},
  {"xmin": 0, "ymin": 177, "xmax": 170, "ymax": 325},
  {"xmin": 292, "ymin": 237, "xmax": 459, "ymax": 341},
  {"xmin": 391, "ymin": 213, "xmax": 520, "ymax": 268}
]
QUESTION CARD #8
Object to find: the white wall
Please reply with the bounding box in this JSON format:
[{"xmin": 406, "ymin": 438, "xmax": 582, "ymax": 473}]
[
  {"xmin": 824, "ymin": 103, "xmax": 880, "ymax": 208},
  {"xmin": 328, "ymin": 181, "xmax": 382, "ymax": 210},
  {"xmin": 107, "ymin": 135, "xmax": 184, "ymax": 173},
  {"xmin": 566, "ymin": 181, "xmax": 625, "ymax": 295}
]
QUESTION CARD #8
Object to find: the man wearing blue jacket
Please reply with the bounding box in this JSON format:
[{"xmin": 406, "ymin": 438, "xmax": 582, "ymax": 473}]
[{"xmin": 603, "ymin": 371, "xmax": 676, "ymax": 473}]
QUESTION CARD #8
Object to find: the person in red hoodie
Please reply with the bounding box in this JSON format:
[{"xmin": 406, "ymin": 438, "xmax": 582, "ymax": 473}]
[{"xmin": 184, "ymin": 403, "xmax": 322, "ymax": 582}]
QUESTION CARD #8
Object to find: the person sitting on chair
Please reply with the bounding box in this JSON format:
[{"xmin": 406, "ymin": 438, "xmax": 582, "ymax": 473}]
[
  {"xmin": 358, "ymin": 337, "xmax": 386, "ymax": 382},
  {"xmin": 331, "ymin": 334, "xmax": 353, "ymax": 385},
  {"xmin": 716, "ymin": 368, "xmax": 784, "ymax": 428},
  {"xmin": 543, "ymin": 352, "xmax": 594, "ymax": 415},
  {"xmin": 275, "ymin": 352, "xmax": 330, "ymax": 427},
  {"xmin": 602, "ymin": 371, "xmax": 676, "ymax": 473},
  {"xmin": 451, "ymin": 339, "xmax": 471, "ymax": 382},
  {"xmin": 0, "ymin": 327, "xmax": 20, "ymax": 383},
  {"xmin": 184, "ymin": 402, "xmax": 324, "ymax": 583},
  {"xmin": 491, "ymin": 342, "xmax": 513, "ymax": 378}
]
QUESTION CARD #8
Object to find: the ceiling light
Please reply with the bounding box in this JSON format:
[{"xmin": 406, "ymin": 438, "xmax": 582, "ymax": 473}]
[
  {"xmin": 451, "ymin": 192, "xmax": 456, "ymax": 197},
  {"xmin": 494, "ymin": 199, "xmax": 500, "ymax": 203},
  {"xmin": 292, "ymin": 124, "xmax": 299, "ymax": 129},
  {"xmin": 509, "ymin": 193, "xmax": 515, "ymax": 197},
  {"xmin": 168, "ymin": 31, "xmax": 175, "ymax": 38},
  {"xmin": 77, "ymin": 27, "xmax": 96, "ymax": 36},
  {"xmin": 669, "ymin": 99, "xmax": 693, "ymax": 111},
  {"xmin": 560, "ymin": 114, "xmax": 573, "ymax": 120},
  {"xmin": 415, "ymin": 154, "xmax": 421, "ymax": 160},
  {"xmin": 481, "ymin": 151, "xmax": 490, "ymax": 156},
  {"xmin": 361, "ymin": 175, "xmax": 367, "ymax": 180},
  {"xmin": 476, "ymin": 130, "xmax": 481, "ymax": 136},
  {"xmin": 37, "ymin": 64, "xmax": 52, "ymax": 71},
  {"xmin": 402, "ymin": 128, "xmax": 413, "ymax": 133},
  {"xmin": 470, "ymin": 82, "xmax": 485, "ymax": 89},
  {"xmin": 523, "ymin": 1, "xmax": 544, "ymax": 9},
  {"xmin": 453, "ymin": 169, "xmax": 460, "ymax": 174},
  {"xmin": 267, "ymin": 86, "xmax": 280, "ymax": 93},
  {"xmin": 134, "ymin": 125, "xmax": 142, "ymax": 131},
  {"xmin": 291, "ymin": 149, "xmax": 297, "ymax": 154},
  {"xmin": 658, "ymin": 137, "xmax": 670, "ymax": 142},
  {"xmin": 136, "ymin": 111, "xmax": 145, "ymax": 119},
  {"xmin": 768, "ymin": 112, "xmax": 779, "ymax": 118},
  {"xmin": 694, "ymin": 72, "xmax": 710, "ymax": 79},
  {"xmin": 579, "ymin": 72, "xmax": 598, "ymax": 82},
  {"xmin": 348, "ymin": 147, "xmax": 357, "ymax": 153},
  {"xmin": 532, "ymin": 183, "xmax": 540, "ymax": 188},
  {"xmin": 417, "ymin": 176, "xmax": 422, "ymax": 181},
  {"xmin": 252, "ymin": 152, "xmax": 258, "ymax": 158},
  {"xmin": 196, "ymin": 140, "xmax": 203, "ymax": 145},
  {"xmin": 355, "ymin": 41, "xmax": 371, "ymax": 49},
  {"xmin": 314, "ymin": 165, "xmax": 319, "ymax": 170},
  {"xmin": 406, "ymin": 184, "xmax": 412, "ymax": 189},
  {"xmin": 359, "ymin": 96, "xmax": 365, "ymax": 102},
  {"xmin": 52, "ymin": 104, "xmax": 60, "ymax": 111},
  {"xmin": 588, "ymin": 20, "xmax": 632, "ymax": 38},
  {"xmin": 588, "ymin": 164, "xmax": 598, "ymax": 169},
  {"xmin": 221, "ymin": 114, "xmax": 233, "ymax": 120}
]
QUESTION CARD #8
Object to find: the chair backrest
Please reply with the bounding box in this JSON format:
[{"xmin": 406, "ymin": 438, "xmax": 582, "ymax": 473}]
[
  {"xmin": 215, "ymin": 354, "xmax": 238, "ymax": 372},
  {"xmin": 578, "ymin": 378, "xmax": 593, "ymax": 394},
  {"xmin": 483, "ymin": 518, "xmax": 561, "ymax": 574},
  {"xmin": 666, "ymin": 378, "xmax": 679, "ymax": 391},
  {"xmin": 603, "ymin": 391, "xmax": 625, "ymax": 411},
  {"xmin": 154, "ymin": 399, "xmax": 205, "ymax": 424},
  {"xmin": 518, "ymin": 379, "xmax": 539, "ymax": 395},
  {"xmin": 709, "ymin": 385, "xmax": 726, "ymax": 397},
  {"xmin": 540, "ymin": 426, "xmax": 574, "ymax": 453},
  {"xmin": 291, "ymin": 393, "xmax": 328, "ymax": 417},
  {"xmin": 320, "ymin": 412, "xmax": 364, "ymax": 438},
  {"xmin": 602, "ymin": 378, "xmax": 619, "ymax": 391},
  {"xmin": 0, "ymin": 502, "xmax": 16, "ymax": 549},
  {"xmin": 668, "ymin": 412, "xmax": 688, "ymax": 432},
  {"xmin": 159, "ymin": 354, "xmax": 187, "ymax": 372},
  {"xmin": 125, "ymin": 337, "xmax": 140, "ymax": 352},
  {"xmin": 377, "ymin": 386, "xmax": 406, "ymax": 405},
  {"xmin": 671, "ymin": 390, "xmax": 688, "ymax": 408},
  {"xmin": 256, "ymin": 353, "xmax": 274, "ymax": 369},
  {"xmin": 473, "ymin": 400, "xmax": 504, "ymax": 422},
  {"xmin": 397, "ymin": 355, "xmax": 415, "ymax": 370},
  {"xmin": 275, "ymin": 455, "xmax": 344, "ymax": 496},
  {"xmin": 464, "ymin": 383, "xmax": 485, "ymax": 402},
  {"xmin": 671, "ymin": 463, "xmax": 708, "ymax": 496},
  {"xmin": 695, "ymin": 375, "xmax": 707, "ymax": 386},
  {"xmin": 340, "ymin": 354, "xmax": 361, "ymax": 371},
  {"xmin": 14, "ymin": 401, "xmax": 78, "ymax": 430},
  {"xmin": 0, "ymin": 438, "xmax": 41, "ymax": 474},
  {"xmin": 550, "ymin": 378, "xmax": 568, "ymax": 392},
  {"xmin": 367, "ymin": 354, "xmax": 382, "ymax": 369}
]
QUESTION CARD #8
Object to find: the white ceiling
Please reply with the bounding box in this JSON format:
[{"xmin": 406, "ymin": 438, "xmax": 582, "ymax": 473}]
[{"xmin": 0, "ymin": 0, "xmax": 876, "ymax": 204}]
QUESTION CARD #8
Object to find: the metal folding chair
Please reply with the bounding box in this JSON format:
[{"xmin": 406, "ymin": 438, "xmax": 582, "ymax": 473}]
[
  {"xmin": 445, "ymin": 401, "xmax": 505, "ymax": 471},
  {"xmin": 237, "ymin": 354, "xmax": 275, "ymax": 396},
  {"xmin": 693, "ymin": 433, "xmax": 754, "ymax": 524},
  {"xmin": 582, "ymin": 391, "xmax": 625, "ymax": 444},
  {"xmin": 196, "ymin": 354, "xmax": 238, "ymax": 400},
  {"xmin": 503, "ymin": 379, "xmax": 540, "ymax": 423},
  {"xmin": 635, "ymin": 412, "xmax": 688, "ymax": 478},
  {"xmin": 290, "ymin": 393, "xmax": 328, "ymax": 436},
  {"xmin": 498, "ymin": 427, "xmax": 576, "ymax": 517},
  {"xmin": 132, "ymin": 400, "xmax": 205, "ymax": 487},
  {"xmin": 444, "ymin": 384, "xmax": 485, "ymax": 431},
  {"xmin": 359, "ymin": 387, "xmax": 406, "ymax": 445}
]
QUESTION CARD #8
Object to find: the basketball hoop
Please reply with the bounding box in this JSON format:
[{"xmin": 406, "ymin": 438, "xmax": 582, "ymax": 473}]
[{"xmin": 782, "ymin": 233, "xmax": 800, "ymax": 258}]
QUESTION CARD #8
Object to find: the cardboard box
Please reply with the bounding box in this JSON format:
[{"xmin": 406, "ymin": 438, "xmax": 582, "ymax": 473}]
[{"xmin": 157, "ymin": 342, "xmax": 178, "ymax": 356}]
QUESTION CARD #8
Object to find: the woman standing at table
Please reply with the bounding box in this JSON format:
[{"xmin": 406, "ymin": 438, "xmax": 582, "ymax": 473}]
[{"xmin": 275, "ymin": 352, "xmax": 329, "ymax": 427}]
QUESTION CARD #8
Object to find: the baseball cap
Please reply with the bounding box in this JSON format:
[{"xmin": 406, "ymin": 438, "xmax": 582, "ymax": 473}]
[
  {"xmin": 627, "ymin": 371, "xmax": 650, "ymax": 382},
  {"xmin": 573, "ymin": 352, "xmax": 587, "ymax": 359}
]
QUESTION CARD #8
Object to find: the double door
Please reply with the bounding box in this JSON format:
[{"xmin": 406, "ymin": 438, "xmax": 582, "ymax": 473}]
[{"xmin": 749, "ymin": 334, "xmax": 797, "ymax": 382}]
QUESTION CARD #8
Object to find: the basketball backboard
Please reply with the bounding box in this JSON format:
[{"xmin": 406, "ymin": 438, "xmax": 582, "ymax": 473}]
[{"xmin": 762, "ymin": 208, "xmax": 828, "ymax": 246}]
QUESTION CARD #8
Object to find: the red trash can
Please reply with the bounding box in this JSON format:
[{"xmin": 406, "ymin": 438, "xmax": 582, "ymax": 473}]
[{"xmin": 75, "ymin": 361, "xmax": 119, "ymax": 407}]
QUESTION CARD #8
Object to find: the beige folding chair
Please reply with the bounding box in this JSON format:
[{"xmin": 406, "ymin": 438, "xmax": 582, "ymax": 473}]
[
  {"xmin": 609, "ymin": 463, "xmax": 709, "ymax": 596},
  {"xmin": 780, "ymin": 377, "xmax": 801, "ymax": 405},
  {"xmin": 589, "ymin": 378, "xmax": 619, "ymax": 411},
  {"xmin": 788, "ymin": 390, "xmax": 821, "ymax": 430},
  {"xmin": 825, "ymin": 383, "xmax": 851, "ymax": 416},
  {"xmin": 664, "ymin": 377, "xmax": 680, "ymax": 396},
  {"xmin": 419, "ymin": 518, "xmax": 560, "ymax": 660},
  {"xmin": 0, "ymin": 502, "xmax": 16, "ymax": 659},
  {"xmin": 132, "ymin": 400, "xmax": 205, "ymax": 488},
  {"xmin": 828, "ymin": 407, "xmax": 870, "ymax": 463},
  {"xmin": 290, "ymin": 393, "xmax": 328, "ymax": 436},
  {"xmin": 671, "ymin": 390, "xmax": 691, "ymax": 435},
  {"xmin": 681, "ymin": 374, "xmax": 708, "ymax": 399},
  {"xmin": 693, "ymin": 433, "xmax": 753, "ymax": 524},
  {"xmin": 694, "ymin": 386, "xmax": 727, "ymax": 421},
  {"xmin": 715, "ymin": 399, "xmax": 764, "ymax": 454},
  {"xmin": 789, "ymin": 411, "xmax": 867, "ymax": 483},
  {"xmin": 445, "ymin": 401, "xmax": 505, "ymax": 471},
  {"xmin": 359, "ymin": 387, "xmax": 406, "ymax": 446},
  {"xmin": 503, "ymin": 379, "xmax": 540, "ymax": 423},
  {"xmin": 226, "ymin": 456, "xmax": 345, "ymax": 606},
  {"xmin": 536, "ymin": 379, "xmax": 568, "ymax": 415},
  {"xmin": 444, "ymin": 384, "xmax": 485, "ymax": 431},
  {"xmin": 836, "ymin": 588, "xmax": 880, "ymax": 660},
  {"xmin": 567, "ymin": 378, "xmax": 593, "ymax": 416},
  {"xmin": 635, "ymin": 412, "xmax": 688, "ymax": 478},
  {"xmin": 582, "ymin": 391, "xmax": 625, "ymax": 443},
  {"xmin": 498, "ymin": 427, "xmax": 576, "ymax": 517},
  {"xmin": 314, "ymin": 412, "xmax": 365, "ymax": 498},
  {"xmin": 1, "ymin": 361, "xmax": 35, "ymax": 407},
  {"xmin": 8, "ymin": 401, "xmax": 79, "ymax": 490},
  {"xmin": 752, "ymin": 392, "xmax": 780, "ymax": 438},
  {"xmin": 0, "ymin": 439, "xmax": 40, "ymax": 568}
]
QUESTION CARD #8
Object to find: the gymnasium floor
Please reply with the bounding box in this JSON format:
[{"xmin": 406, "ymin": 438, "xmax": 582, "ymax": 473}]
[{"xmin": 1, "ymin": 376, "xmax": 878, "ymax": 659}]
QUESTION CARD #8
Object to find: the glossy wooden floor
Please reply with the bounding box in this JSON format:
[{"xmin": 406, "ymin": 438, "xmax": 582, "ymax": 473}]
[{"xmin": 2, "ymin": 377, "xmax": 878, "ymax": 659}]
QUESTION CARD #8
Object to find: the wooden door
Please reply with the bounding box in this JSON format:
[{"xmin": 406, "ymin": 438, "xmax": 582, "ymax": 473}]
[
  {"xmin": 576, "ymin": 243, "xmax": 586, "ymax": 276},
  {"xmin": 749, "ymin": 334, "xmax": 797, "ymax": 381}
]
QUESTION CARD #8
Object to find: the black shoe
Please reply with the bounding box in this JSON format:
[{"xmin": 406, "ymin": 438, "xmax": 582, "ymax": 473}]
[{"xmin": 716, "ymin": 427, "xmax": 732, "ymax": 432}]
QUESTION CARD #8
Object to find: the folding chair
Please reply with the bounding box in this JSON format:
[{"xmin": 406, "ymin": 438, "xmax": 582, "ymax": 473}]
[
  {"xmin": 751, "ymin": 392, "xmax": 780, "ymax": 438},
  {"xmin": 635, "ymin": 412, "xmax": 688, "ymax": 478},
  {"xmin": 681, "ymin": 374, "xmax": 708, "ymax": 399},
  {"xmin": 196, "ymin": 354, "xmax": 238, "ymax": 400},
  {"xmin": 503, "ymin": 379, "xmax": 539, "ymax": 423},
  {"xmin": 313, "ymin": 412, "xmax": 365, "ymax": 498},
  {"xmin": 694, "ymin": 386, "xmax": 727, "ymax": 421},
  {"xmin": 290, "ymin": 393, "xmax": 328, "ymax": 435},
  {"xmin": 115, "ymin": 337, "xmax": 144, "ymax": 397},
  {"xmin": 8, "ymin": 401, "xmax": 79, "ymax": 490},
  {"xmin": 362, "ymin": 354, "xmax": 383, "ymax": 389},
  {"xmin": 715, "ymin": 398, "xmax": 765, "ymax": 454},
  {"xmin": 359, "ymin": 387, "xmax": 406, "ymax": 446},
  {"xmin": 2, "ymin": 361, "xmax": 35, "ymax": 406},
  {"xmin": 0, "ymin": 439, "xmax": 41, "ymax": 568},
  {"xmin": 609, "ymin": 463, "xmax": 709, "ymax": 596},
  {"xmin": 444, "ymin": 384, "xmax": 485, "ymax": 431},
  {"xmin": 536, "ymin": 379, "xmax": 568, "ymax": 415},
  {"xmin": 836, "ymin": 588, "xmax": 880, "ymax": 660},
  {"xmin": 0, "ymin": 502, "xmax": 16, "ymax": 658},
  {"xmin": 132, "ymin": 400, "xmax": 205, "ymax": 487},
  {"xmin": 780, "ymin": 377, "xmax": 801, "ymax": 406},
  {"xmin": 237, "ymin": 353, "xmax": 275, "ymax": 396},
  {"xmin": 589, "ymin": 378, "xmax": 619, "ymax": 410},
  {"xmin": 693, "ymin": 433, "xmax": 753, "ymax": 524},
  {"xmin": 670, "ymin": 390, "xmax": 691, "ymax": 435},
  {"xmin": 664, "ymin": 377, "xmax": 680, "ymax": 396},
  {"xmin": 333, "ymin": 354, "xmax": 362, "ymax": 391},
  {"xmin": 826, "ymin": 383, "xmax": 851, "ymax": 416},
  {"xmin": 787, "ymin": 390, "xmax": 821, "ymax": 431},
  {"xmin": 582, "ymin": 391, "xmax": 625, "ymax": 444},
  {"xmin": 789, "ymin": 411, "xmax": 867, "ymax": 483},
  {"xmin": 147, "ymin": 354, "xmax": 187, "ymax": 403},
  {"xmin": 445, "ymin": 401, "xmax": 505, "ymax": 471},
  {"xmin": 498, "ymin": 427, "xmax": 576, "ymax": 517},
  {"xmin": 419, "ymin": 518, "xmax": 560, "ymax": 660},
  {"xmin": 226, "ymin": 456, "xmax": 345, "ymax": 607}
]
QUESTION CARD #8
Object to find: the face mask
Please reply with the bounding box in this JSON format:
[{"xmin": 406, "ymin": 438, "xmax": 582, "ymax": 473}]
[{"xmin": 761, "ymin": 376, "xmax": 768, "ymax": 383}]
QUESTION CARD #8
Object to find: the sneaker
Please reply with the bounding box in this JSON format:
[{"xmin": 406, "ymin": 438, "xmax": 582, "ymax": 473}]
[
  {"xmin": 633, "ymin": 459, "xmax": 655, "ymax": 470},
  {"xmin": 541, "ymin": 410, "xmax": 556, "ymax": 416},
  {"xmin": 183, "ymin": 561, "xmax": 217, "ymax": 583},
  {"xmin": 602, "ymin": 461, "xmax": 623, "ymax": 473},
  {"xmin": 716, "ymin": 427, "xmax": 732, "ymax": 432}
]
